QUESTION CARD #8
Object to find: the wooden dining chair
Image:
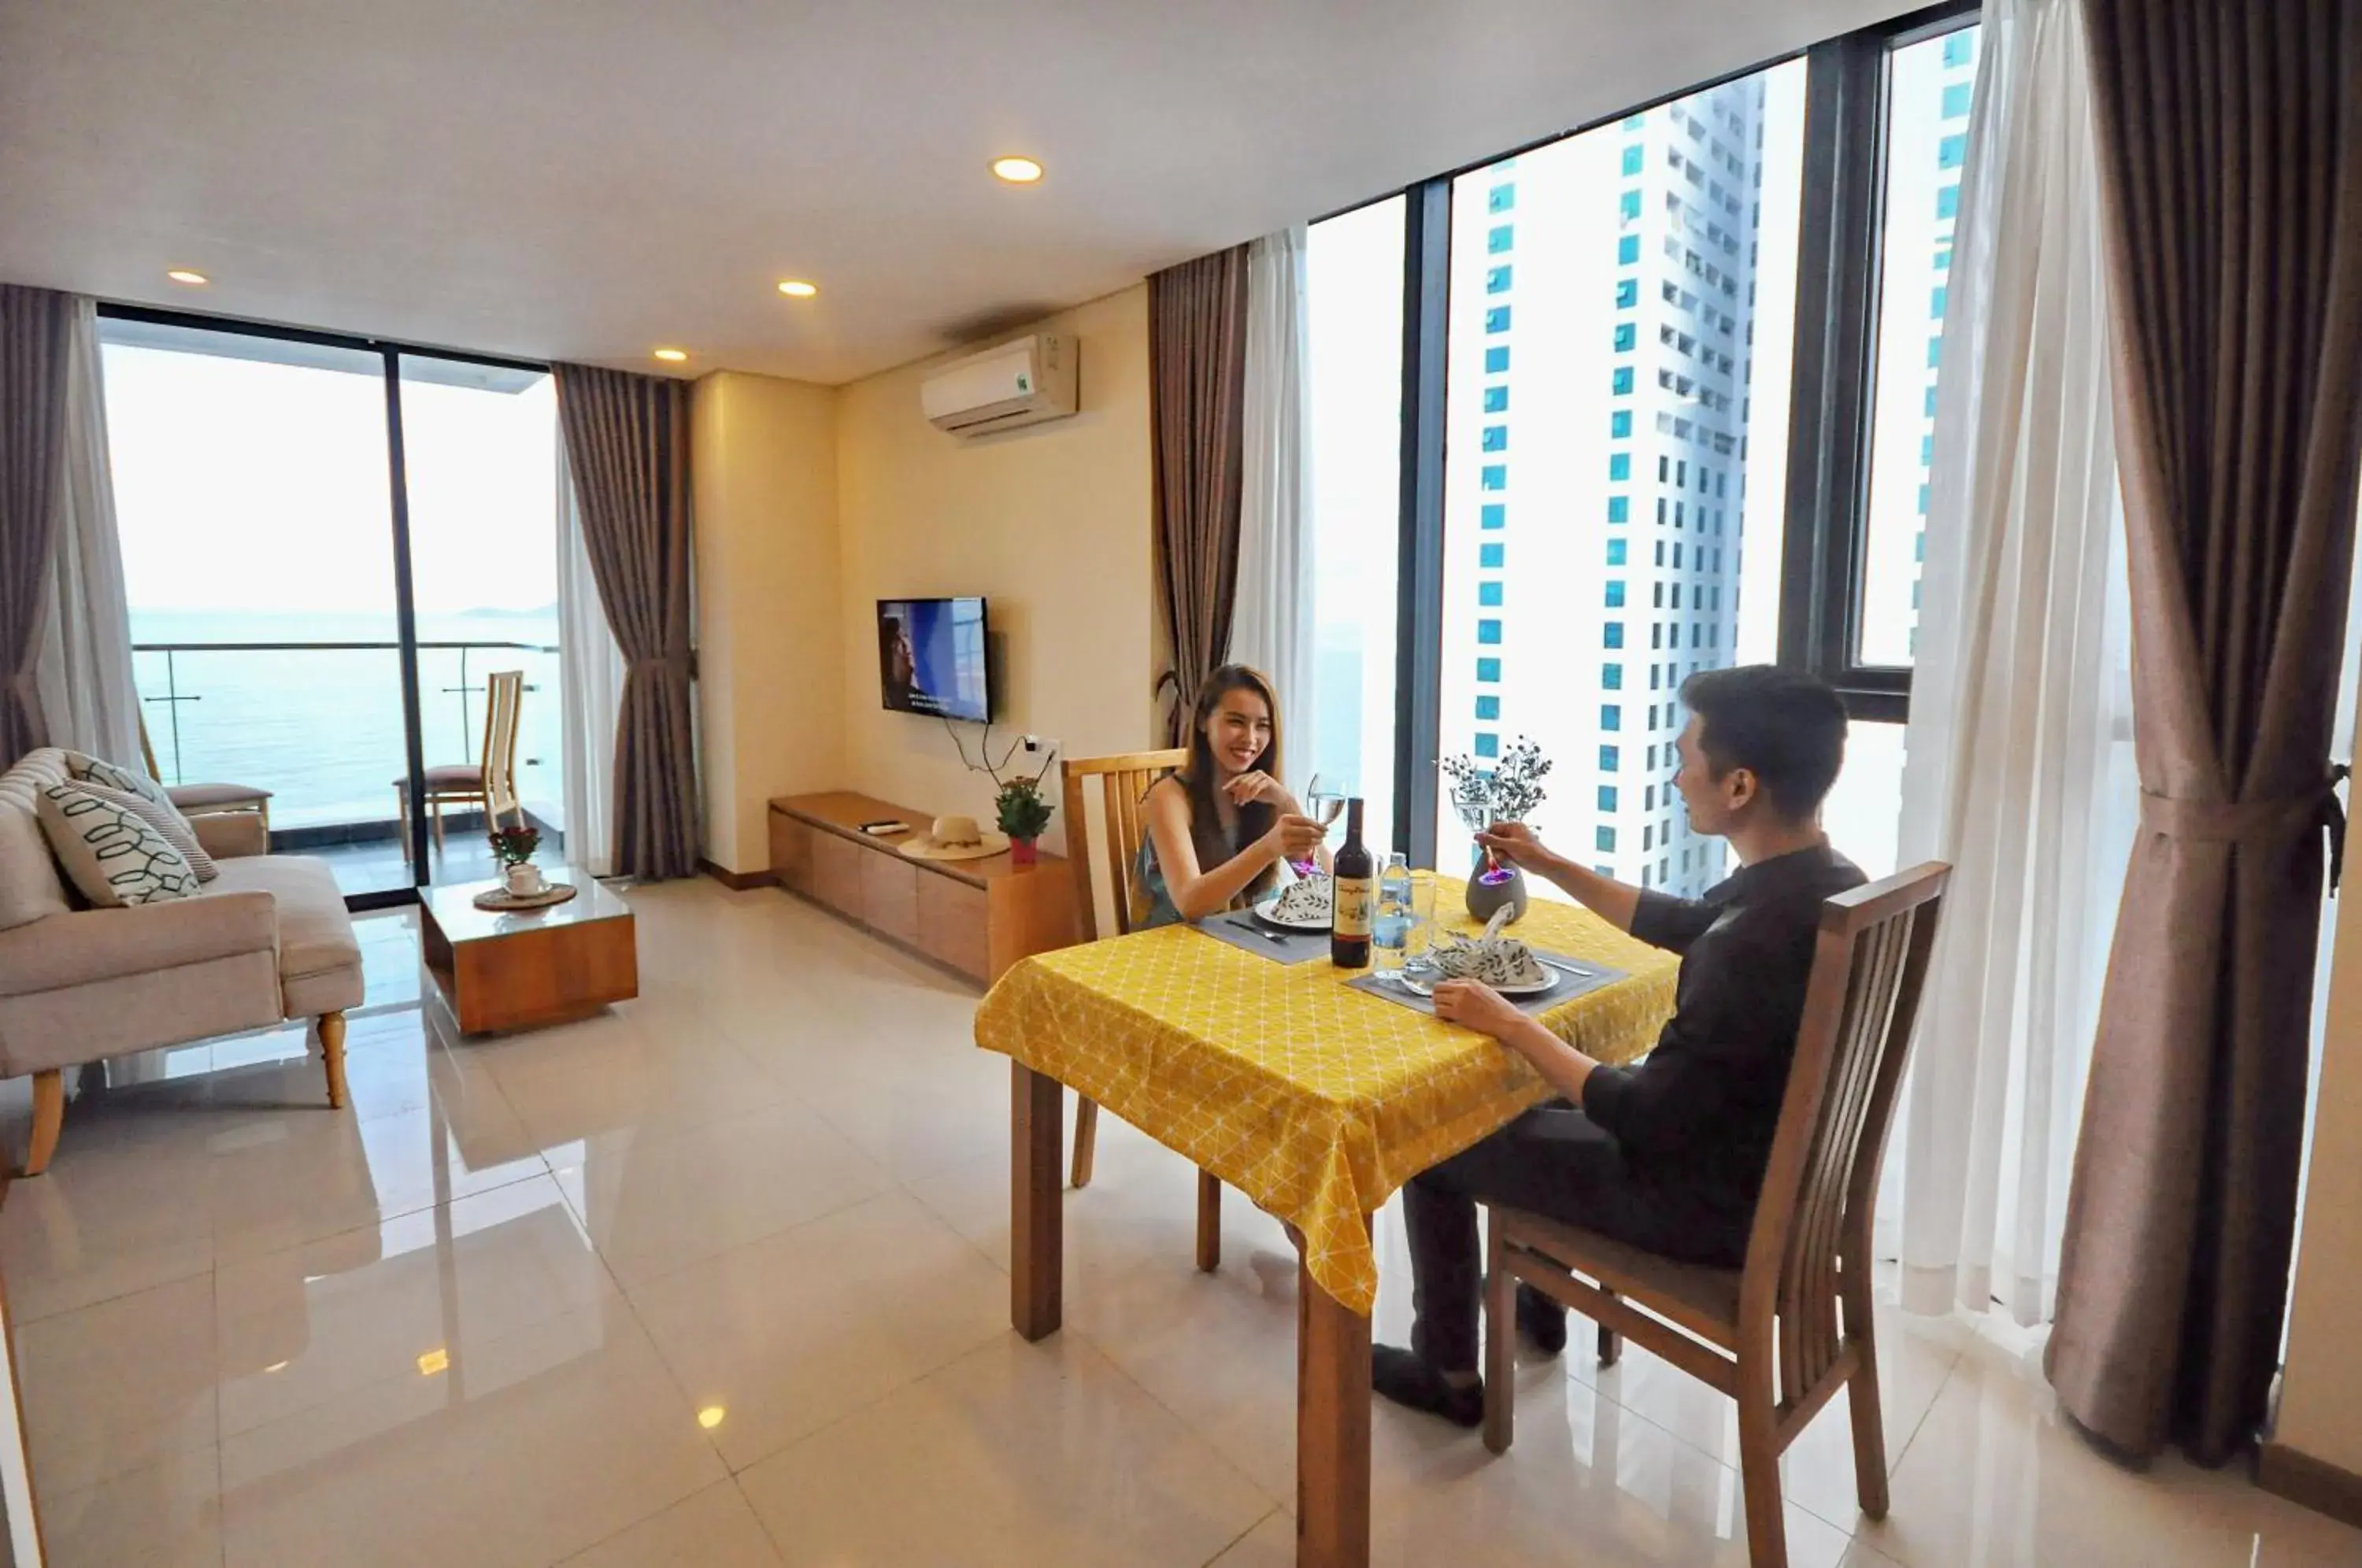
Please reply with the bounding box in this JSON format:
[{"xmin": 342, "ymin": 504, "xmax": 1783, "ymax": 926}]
[
  {"xmin": 1061, "ymin": 748, "xmax": 1227, "ymax": 1270},
  {"xmin": 398, "ymin": 670, "xmax": 524, "ymax": 863},
  {"xmin": 139, "ymin": 712, "xmax": 273, "ymax": 834},
  {"xmin": 1481, "ymin": 862, "xmax": 1950, "ymax": 1568}
]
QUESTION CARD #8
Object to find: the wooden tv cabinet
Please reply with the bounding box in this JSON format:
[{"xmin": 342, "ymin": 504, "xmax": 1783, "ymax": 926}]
[{"xmin": 768, "ymin": 792, "xmax": 1078, "ymax": 986}]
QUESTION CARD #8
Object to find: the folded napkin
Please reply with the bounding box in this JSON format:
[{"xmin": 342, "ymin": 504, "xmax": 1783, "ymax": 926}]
[{"xmin": 1423, "ymin": 905, "xmax": 1549, "ymax": 989}]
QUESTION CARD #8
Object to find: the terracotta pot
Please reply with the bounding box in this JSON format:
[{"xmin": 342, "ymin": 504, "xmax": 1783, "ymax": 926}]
[{"xmin": 1010, "ymin": 838, "xmax": 1038, "ymax": 867}]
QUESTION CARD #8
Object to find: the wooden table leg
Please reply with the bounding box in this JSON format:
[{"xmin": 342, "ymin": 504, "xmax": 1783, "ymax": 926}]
[
  {"xmin": 1011, "ymin": 1061, "xmax": 1063, "ymax": 1341},
  {"xmin": 1297, "ymin": 1249, "xmax": 1372, "ymax": 1567}
]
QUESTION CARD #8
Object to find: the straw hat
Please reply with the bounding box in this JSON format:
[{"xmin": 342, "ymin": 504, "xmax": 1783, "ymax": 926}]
[{"xmin": 897, "ymin": 814, "xmax": 1012, "ymax": 862}]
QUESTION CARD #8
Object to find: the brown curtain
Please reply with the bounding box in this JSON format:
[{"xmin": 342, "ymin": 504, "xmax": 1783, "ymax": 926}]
[
  {"xmin": 2047, "ymin": 0, "xmax": 2362, "ymax": 1464},
  {"xmin": 1150, "ymin": 246, "xmax": 1250, "ymax": 745},
  {"xmin": 0, "ymin": 286, "xmax": 72, "ymax": 764},
  {"xmin": 553, "ymin": 364, "xmax": 698, "ymax": 880}
]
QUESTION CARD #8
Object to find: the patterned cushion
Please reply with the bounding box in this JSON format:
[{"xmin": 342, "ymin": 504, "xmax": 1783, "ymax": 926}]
[
  {"xmin": 62, "ymin": 750, "xmax": 176, "ymax": 813},
  {"xmin": 35, "ymin": 782, "xmax": 201, "ymax": 907},
  {"xmin": 74, "ymin": 779, "xmax": 219, "ymax": 882}
]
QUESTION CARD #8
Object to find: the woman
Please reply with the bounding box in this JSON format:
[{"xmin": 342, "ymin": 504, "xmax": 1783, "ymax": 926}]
[{"xmin": 1137, "ymin": 664, "xmax": 1327, "ymax": 928}]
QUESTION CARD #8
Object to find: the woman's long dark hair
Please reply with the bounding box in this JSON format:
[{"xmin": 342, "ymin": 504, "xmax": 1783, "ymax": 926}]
[{"xmin": 1179, "ymin": 664, "xmax": 1285, "ymax": 904}]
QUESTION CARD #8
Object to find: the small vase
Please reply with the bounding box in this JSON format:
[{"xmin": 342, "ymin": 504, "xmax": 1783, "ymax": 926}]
[
  {"xmin": 503, "ymin": 861, "xmax": 545, "ymax": 897},
  {"xmin": 1464, "ymin": 861, "xmax": 1528, "ymax": 926},
  {"xmin": 1009, "ymin": 838, "xmax": 1038, "ymax": 867}
]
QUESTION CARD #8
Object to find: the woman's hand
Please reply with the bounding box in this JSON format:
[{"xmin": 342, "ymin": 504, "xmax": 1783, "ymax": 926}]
[
  {"xmin": 1265, "ymin": 813, "xmax": 1326, "ymax": 864},
  {"xmin": 1223, "ymin": 770, "xmax": 1296, "ymax": 810},
  {"xmin": 1475, "ymin": 820, "xmax": 1555, "ymax": 873},
  {"xmin": 1431, "ymin": 978, "xmax": 1523, "ymax": 1040}
]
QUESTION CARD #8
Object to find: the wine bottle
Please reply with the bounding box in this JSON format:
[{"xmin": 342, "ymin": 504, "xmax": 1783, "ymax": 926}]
[{"xmin": 1331, "ymin": 797, "xmax": 1374, "ymax": 969}]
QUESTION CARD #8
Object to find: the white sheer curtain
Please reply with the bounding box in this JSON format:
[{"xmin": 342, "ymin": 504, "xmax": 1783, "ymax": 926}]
[
  {"xmin": 32, "ymin": 298, "xmax": 143, "ymax": 767},
  {"xmin": 1231, "ymin": 227, "xmax": 1319, "ymax": 783},
  {"xmin": 556, "ymin": 438, "xmax": 624, "ymax": 877},
  {"xmin": 1887, "ymin": 0, "xmax": 2134, "ymax": 1327}
]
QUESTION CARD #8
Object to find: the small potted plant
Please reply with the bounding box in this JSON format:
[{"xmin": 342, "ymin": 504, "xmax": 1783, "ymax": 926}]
[
  {"xmin": 994, "ymin": 771, "xmax": 1055, "ymax": 866},
  {"xmin": 1441, "ymin": 737, "xmax": 1553, "ymax": 923},
  {"xmin": 489, "ymin": 823, "xmax": 544, "ymax": 897}
]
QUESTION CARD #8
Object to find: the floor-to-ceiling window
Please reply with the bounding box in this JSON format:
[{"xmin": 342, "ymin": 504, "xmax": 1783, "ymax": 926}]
[{"xmin": 98, "ymin": 313, "xmax": 562, "ymax": 904}]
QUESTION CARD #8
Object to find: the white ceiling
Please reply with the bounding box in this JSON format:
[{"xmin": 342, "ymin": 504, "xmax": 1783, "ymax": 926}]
[{"xmin": 0, "ymin": 0, "xmax": 1907, "ymax": 386}]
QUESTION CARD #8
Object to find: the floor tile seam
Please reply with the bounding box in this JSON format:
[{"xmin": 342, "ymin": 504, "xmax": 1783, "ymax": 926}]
[
  {"xmin": 1052, "ymin": 1314, "xmax": 1294, "ymax": 1514},
  {"xmin": 561, "ymin": 1174, "xmax": 899, "ymax": 1297},
  {"xmin": 2, "ymin": 1252, "xmax": 218, "ymax": 1327},
  {"xmin": 209, "ymin": 1159, "xmax": 557, "ymax": 1272},
  {"xmin": 1198, "ymin": 1504, "xmax": 1283, "ymax": 1566}
]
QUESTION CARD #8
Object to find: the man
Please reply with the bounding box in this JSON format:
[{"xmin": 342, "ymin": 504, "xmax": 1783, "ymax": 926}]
[{"xmin": 1373, "ymin": 664, "xmax": 1864, "ymax": 1426}]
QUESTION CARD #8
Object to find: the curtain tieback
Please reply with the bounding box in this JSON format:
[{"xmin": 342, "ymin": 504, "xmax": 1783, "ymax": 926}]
[
  {"xmin": 624, "ymin": 652, "xmax": 695, "ymax": 679},
  {"xmin": 2139, "ymin": 766, "xmax": 2350, "ymax": 891}
]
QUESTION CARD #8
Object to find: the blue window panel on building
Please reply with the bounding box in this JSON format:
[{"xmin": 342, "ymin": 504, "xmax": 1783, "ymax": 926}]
[
  {"xmin": 1475, "ymin": 696, "xmax": 1501, "ymax": 722},
  {"xmin": 1620, "ymin": 146, "xmax": 1643, "ymax": 176},
  {"xmin": 1605, "ymin": 538, "xmax": 1627, "ymax": 566},
  {"xmin": 1601, "ymin": 705, "xmax": 1622, "ymax": 732},
  {"xmin": 1475, "ymin": 732, "xmax": 1500, "ymax": 759},
  {"xmin": 1487, "ymin": 264, "xmax": 1513, "ymax": 294},
  {"xmin": 1915, "ymin": 531, "xmax": 1925, "ymax": 563},
  {"xmin": 1618, "ymin": 235, "xmax": 1640, "ymax": 264},
  {"xmin": 1613, "ymin": 323, "xmax": 1637, "ymax": 352},
  {"xmin": 1616, "ymin": 279, "xmax": 1638, "ymax": 309},
  {"xmin": 1601, "ymin": 663, "xmax": 1623, "ymax": 690},
  {"xmin": 1610, "ymin": 410, "xmax": 1632, "ymax": 438},
  {"xmin": 1480, "ymin": 502, "xmax": 1505, "ymax": 529},
  {"xmin": 1596, "ymin": 826, "xmax": 1616, "ymax": 852},
  {"xmin": 1598, "ymin": 786, "xmax": 1618, "ymax": 812},
  {"xmin": 1485, "ymin": 306, "xmax": 1512, "ymax": 334},
  {"xmin": 1607, "ymin": 496, "xmax": 1629, "ymax": 523},
  {"xmin": 1477, "ymin": 619, "xmax": 1502, "ymax": 645},
  {"xmin": 1603, "ymin": 623, "xmax": 1624, "ymax": 649},
  {"xmin": 1480, "ymin": 465, "xmax": 1507, "ymax": 491},
  {"xmin": 1488, "ymin": 224, "xmax": 1514, "ymax": 254},
  {"xmin": 1479, "ymin": 581, "xmax": 1504, "ymax": 607},
  {"xmin": 1937, "ymin": 183, "xmax": 1960, "ymax": 220},
  {"xmin": 1619, "ymin": 190, "xmax": 1642, "ymax": 220},
  {"xmin": 1939, "ymin": 133, "xmax": 1967, "ymax": 170},
  {"xmin": 1489, "ymin": 184, "xmax": 1516, "ymax": 213},
  {"xmin": 1483, "ymin": 385, "xmax": 1509, "ymax": 412},
  {"xmin": 1925, "ymin": 385, "xmax": 1939, "ymax": 417},
  {"xmin": 1612, "ymin": 367, "xmax": 1635, "ymax": 394},
  {"xmin": 1482, "ymin": 425, "xmax": 1509, "ymax": 452},
  {"xmin": 1944, "ymin": 31, "xmax": 1974, "ymax": 67},
  {"xmin": 1917, "ymin": 483, "xmax": 1931, "ymax": 515},
  {"xmin": 1599, "ymin": 745, "xmax": 1620, "ymax": 772},
  {"xmin": 1485, "ymin": 346, "xmax": 1510, "ymax": 373},
  {"xmin": 1604, "ymin": 581, "xmax": 1624, "ymax": 608},
  {"xmin": 1920, "ymin": 434, "xmax": 1934, "ymax": 465},
  {"xmin": 1931, "ymin": 284, "xmax": 1948, "ymax": 319},
  {"xmin": 1623, "ymin": 113, "xmax": 1645, "ymax": 129},
  {"xmin": 1477, "ymin": 657, "xmax": 1501, "ymax": 682},
  {"xmin": 1927, "ymin": 337, "xmax": 1944, "ymax": 368},
  {"xmin": 1942, "ymin": 82, "xmax": 1973, "ymax": 118},
  {"xmin": 1479, "ymin": 542, "xmax": 1505, "ymax": 568},
  {"xmin": 1609, "ymin": 453, "xmax": 1630, "ymax": 481}
]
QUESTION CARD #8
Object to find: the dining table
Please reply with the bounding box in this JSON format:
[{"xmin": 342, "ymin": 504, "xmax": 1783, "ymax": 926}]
[{"xmin": 973, "ymin": 877, "xmax": 1681, "ymax": 1566}]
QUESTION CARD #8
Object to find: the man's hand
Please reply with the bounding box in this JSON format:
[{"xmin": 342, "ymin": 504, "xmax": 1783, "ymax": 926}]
[
  {"xmin": 1431, "ymin": 978, "xmax": 1523, "ymax": 1039},
  {"xmin": 1476, "ymin": 820, "xmax": 1556, "ymax": 874}
]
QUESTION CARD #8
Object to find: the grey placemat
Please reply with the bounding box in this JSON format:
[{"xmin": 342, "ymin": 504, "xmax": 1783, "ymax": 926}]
[
  {"xmin": 1194, "ymin": 909, "xmax": 1334, "ymax": 965},
  {"xmin": 1346, "ymin": 952, "xmax": 1629, "ymax": 1018}
]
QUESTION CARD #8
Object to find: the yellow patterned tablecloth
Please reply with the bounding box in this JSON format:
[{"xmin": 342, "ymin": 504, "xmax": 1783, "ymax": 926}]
[{"xmin": 973, "ymin": 880, "xmax": 1679, "ymax": 1315}]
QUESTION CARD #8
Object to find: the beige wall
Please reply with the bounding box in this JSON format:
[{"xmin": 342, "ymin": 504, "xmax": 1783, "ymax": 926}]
[
  {"xmin": 2279, "ymin": 801, "xmax": 2362, "ymax": 1473},
  {"xmin": 832, "ymin": 286, "xmax": 1157, "ymax": 856},
  {"xmin": 690, "ymin": 370, "xmax": 843, "ymax": 875}
]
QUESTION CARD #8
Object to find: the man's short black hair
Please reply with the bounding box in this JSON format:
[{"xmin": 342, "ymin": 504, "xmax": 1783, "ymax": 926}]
[{"xmin": 1679, "ymin": 665, "xmax": 1848, "ymax": 820}]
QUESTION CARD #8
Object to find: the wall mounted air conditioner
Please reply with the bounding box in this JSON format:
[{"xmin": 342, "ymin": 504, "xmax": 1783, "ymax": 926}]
[{"xmin": 921, "ymin": 333, "xmax": 1078, "ymax": 436}]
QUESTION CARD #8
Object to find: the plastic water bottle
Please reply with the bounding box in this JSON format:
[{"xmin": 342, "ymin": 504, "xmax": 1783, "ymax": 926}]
[{"xmin": 1374, "ymin": 852, "xmax": 1412, "ymax": 976}]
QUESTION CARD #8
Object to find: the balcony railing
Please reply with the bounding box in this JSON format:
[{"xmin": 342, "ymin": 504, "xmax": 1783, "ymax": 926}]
[{"xmin": 132, "ymin": 639, "xmax": 563, "ymax": 836}]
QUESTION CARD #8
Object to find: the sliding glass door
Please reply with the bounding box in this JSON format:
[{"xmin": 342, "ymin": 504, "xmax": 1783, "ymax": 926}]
[{"xmin": 98, "ymin": 313, "xmax": 561, "ymax": 904}]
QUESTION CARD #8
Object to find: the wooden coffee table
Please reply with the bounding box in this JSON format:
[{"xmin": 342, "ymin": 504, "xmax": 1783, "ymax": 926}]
[{"xmin": 420, "ymin": 874, "xmax": 639, "ymax": 1034}]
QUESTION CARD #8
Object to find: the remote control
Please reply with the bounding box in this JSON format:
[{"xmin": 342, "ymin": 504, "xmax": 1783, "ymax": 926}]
[{"xmin": 859, "ymin": 819, "xmax": 910, "ymax": 836}]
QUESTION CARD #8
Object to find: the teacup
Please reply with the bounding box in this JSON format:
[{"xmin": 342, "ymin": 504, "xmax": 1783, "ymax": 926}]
[{"xmin": 503, "ymin": 862, "xmax": 546, "ymax": 897}]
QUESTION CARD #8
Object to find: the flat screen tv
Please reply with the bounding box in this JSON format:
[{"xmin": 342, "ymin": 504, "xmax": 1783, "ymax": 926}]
[{"xmin": 877, "ymin": 597, "xmax": 991, "ymax": 723}]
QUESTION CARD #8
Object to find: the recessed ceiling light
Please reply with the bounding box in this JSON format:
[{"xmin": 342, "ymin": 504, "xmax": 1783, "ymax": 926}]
[
  {"xmin": 165, "ymin": 268, "xmax": 209, "ymax": 285},
  {"xmin": 776, "ymin": 279, "xmax": 818, "ymax": 298},
  {"xmin": 698, "ymin": 1405, "xmax": 727, "ymax": 1429},
  {"xmin": 990, "ymin": 156, "xmax": 1044, "ymax": 184},
  {"xmin": 652, "ymin": 347, "xmax": 690, "ymax": 363}
]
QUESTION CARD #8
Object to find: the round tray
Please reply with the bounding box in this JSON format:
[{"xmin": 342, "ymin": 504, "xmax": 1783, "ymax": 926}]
[{"xmin": 472, "ymin": 882, "xmax": 579, "ymax": 912}]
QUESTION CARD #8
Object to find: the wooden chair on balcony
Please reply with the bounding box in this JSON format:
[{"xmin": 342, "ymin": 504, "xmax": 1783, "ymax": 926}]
[
  {"xmin": 1481, "ymin": 862, "xmax": 1950, "ymax": 1568},
  {"xmin": 139, "ymin": 713, "xmax": 273, "ymax": 834},
  {"xmin": 1061, "ymin": 747, "xmax": 1227, "ymax": 1270},
  {"xmin": 397, "ymin": 670, "xmax": 524, "ymax": 864}
]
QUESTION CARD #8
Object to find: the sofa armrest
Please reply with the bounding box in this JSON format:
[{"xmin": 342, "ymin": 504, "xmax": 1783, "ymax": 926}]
[
  {"xmin": 193, "ymin": 812, "xmax": 268, "ymax": 860},
  {"xmin": 0, "ymin": 892, "xmax": 278, "ymax": 998}
]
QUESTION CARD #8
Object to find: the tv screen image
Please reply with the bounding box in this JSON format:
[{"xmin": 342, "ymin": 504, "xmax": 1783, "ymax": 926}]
[{"xmin": 877, "ymin": 597, "xmax": 990, "ymax": 723}]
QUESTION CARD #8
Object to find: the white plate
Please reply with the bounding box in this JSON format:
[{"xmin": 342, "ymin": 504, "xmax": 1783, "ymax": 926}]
[
  {"xmin": 1251, "ymin": 900, "xmax": 1331, "ymax": 933},
  {"xmin": 1397, "ymin": 967, "xmax": 1560, "ymax": 999}
]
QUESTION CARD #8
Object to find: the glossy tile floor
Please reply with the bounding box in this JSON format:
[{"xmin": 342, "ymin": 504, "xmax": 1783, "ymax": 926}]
[{"xmin": 5, "ymin": 877, "xmax": 2357, "ymax": 1567}]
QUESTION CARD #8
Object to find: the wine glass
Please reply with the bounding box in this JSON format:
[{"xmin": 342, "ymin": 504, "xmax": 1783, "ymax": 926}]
[
  {"xmin": 1449, "ymin": 775, "xmax": 1515, "ymax": 886},
  {"xmin": 1296, "ymin": 773, "xmax": 1346, "ymax": 876}
]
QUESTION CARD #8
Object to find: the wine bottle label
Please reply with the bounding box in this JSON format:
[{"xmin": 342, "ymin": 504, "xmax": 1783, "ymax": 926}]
[{"xmin": 1333, "ymin": 878, "xmax": 1373, "ymax": 937}]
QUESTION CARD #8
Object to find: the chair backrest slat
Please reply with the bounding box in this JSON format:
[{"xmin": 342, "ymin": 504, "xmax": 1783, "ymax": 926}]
[
  {"xmin": 1741, "ymin": 862, "xmax": 1949, "ymax": 1402},
  {"xmin": 1061, "ymin": 749, "xmax": 1190, "ymax": 941},
  {"xmin": 482, "ymin": 671, "xmax": 526, "ymax": 830}
]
